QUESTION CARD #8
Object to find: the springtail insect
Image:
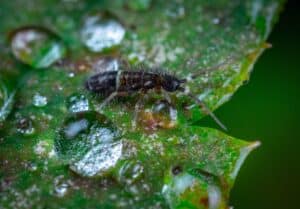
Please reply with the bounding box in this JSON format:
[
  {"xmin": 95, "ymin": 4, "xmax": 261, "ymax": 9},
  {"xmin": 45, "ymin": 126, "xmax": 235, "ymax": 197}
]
[{"xmin": 84, "ymin": 59, "xmax": 236, "ymax": 131}]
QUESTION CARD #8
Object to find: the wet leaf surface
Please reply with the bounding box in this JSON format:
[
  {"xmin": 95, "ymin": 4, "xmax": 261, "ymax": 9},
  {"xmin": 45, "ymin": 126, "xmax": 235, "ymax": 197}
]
[{"xmin": 0, "ymin": 0, "xmax": 284, "ymax": 208}]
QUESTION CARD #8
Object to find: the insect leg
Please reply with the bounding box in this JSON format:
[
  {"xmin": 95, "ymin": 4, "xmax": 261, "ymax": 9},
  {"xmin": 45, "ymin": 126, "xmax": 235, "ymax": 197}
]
[
  {"xmin": 132, "ymin": 92, "xmax": 147, "ymax": 129},
  {"xmin": 162, "ymin": 89, "xmax": 172, "ymax": 104},
  {"xmin": 99, "ymin": 91, "xmax": 118, "ymax": 110},
  {"xmin": 186, "ymin": 92, "xmax": 227, "ymax": 131}
]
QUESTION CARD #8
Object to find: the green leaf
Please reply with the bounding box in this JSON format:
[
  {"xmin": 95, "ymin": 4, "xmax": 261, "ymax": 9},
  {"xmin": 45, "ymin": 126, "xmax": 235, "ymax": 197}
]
[{"xmin": 0, "ymin": 0, "xmax": 284, "ymax": 209}]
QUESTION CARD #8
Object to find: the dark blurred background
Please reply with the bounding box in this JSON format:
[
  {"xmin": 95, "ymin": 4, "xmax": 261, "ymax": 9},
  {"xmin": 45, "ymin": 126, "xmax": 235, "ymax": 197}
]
[{"xmin": 206, "ymin": 0, "xmax": 299, "ymax": 208}]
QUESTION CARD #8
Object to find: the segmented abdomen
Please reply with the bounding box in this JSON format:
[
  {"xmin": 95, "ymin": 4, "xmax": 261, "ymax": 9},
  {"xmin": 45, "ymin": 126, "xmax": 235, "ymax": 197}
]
[
  {"xmin": 85, "ymin": 71, "xmax": 117, "ymax": 95},
  {"xmin": 85, "ymin": 71, "xmax": 160, "ymax": 95}
]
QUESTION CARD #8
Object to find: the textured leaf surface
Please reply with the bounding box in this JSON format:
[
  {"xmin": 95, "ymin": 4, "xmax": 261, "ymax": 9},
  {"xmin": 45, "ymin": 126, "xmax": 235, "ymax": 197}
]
[{"xmin": 0, "ymin": 0, "xmax": 283, "ymax": 208}]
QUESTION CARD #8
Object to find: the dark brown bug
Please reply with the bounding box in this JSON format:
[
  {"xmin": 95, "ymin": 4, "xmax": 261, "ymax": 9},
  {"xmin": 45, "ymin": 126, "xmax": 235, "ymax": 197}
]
[
  {"xmin": 85, "ymin": 70, "xmax": 185, "ymax": 95},
  {"xmin": 85, "ymin": 67, "xmax": 228, "ymax": 130}
]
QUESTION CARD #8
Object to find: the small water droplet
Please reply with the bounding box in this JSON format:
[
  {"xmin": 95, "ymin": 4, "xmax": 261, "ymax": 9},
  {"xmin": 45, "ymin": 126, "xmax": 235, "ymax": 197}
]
[
  {"xmin": 53, "ymin": 175, "xmax": 70, "ymax": 197},
  {"xmin": 33, "ymin": 93, "xmax": 48, "ymax": 107},
  {"xmin": 91, "ymin": 56, "xmax": 120, "ymax": 73},
  {"xmin": 81, "ymin": 15, "xmax": 125, "ymax": 52},
  {"xmin": 118, "ymin": 161, "xmax": 144, "ymax": 185},
  {"xmin": 212, "ymin": 17, "xmax": 220, "ymax": 25},
  {"xmin": 66, "ymin": 93, "xmax": 90, "ymax": 113},
  {"xmin": 16, "ymin": 117, "xmax": 35, "ymax": 135},
  {"xmin": 26, "ymin": 162, "xmax": 38, "ymax": 171},
  {"xmin": 55, "ymin": 111, "xmax": 122, "ymax": 177},
  {"xmin": 137, "ymin": 100, "xmax": 178, "ymax": 131},
  {"xmin": 10, "ymin": 26, "xmax": 66, "ymax": 68},
  {"xmin": 34, "ymin": 140, "xmax": 50, "ymax": 156}
]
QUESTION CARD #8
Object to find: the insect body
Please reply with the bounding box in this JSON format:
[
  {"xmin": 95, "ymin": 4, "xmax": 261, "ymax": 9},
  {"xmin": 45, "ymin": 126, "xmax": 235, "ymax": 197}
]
[
  {"xmin": 85, "ymin": 69, "xmax": 227, "ymax": 130},
  {"xmin": 85, "ymin": 70, "xmax": 185, "ymax": 95}
]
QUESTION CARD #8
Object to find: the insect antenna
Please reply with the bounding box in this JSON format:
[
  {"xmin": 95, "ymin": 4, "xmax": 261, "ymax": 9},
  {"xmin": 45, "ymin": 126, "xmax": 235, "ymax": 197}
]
[
  {"xmin": 184, "ymin": 91, "xmax": 227, "ymax": 131},
  {"xmin": 190, "ymin": 55, "xmax": 237, "ymax": 80}
]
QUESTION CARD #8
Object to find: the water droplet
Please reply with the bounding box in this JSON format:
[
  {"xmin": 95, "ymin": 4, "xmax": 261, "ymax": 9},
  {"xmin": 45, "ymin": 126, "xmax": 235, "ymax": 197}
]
[
  {"xmin": 81, "ymin": 15, "xmax": 125, "ymax": 52},
  {"xmin": 137, "ymin": 100, "xmax": 178, "ymax": 131},
  {"xmin": 0, "ymin": 79, "xmax": 15, "ymax": 122},
  {"xmin": 33, "ymin": 93, "xmax": 48, "ymax": 107},
  {"xmin": 118, "ymin": 161, "xmax": 144, "ymax": 185},
  {"xmin": 55, "ymin": 111, "xmax": 122, "ymax": 177},
  {"xmin": 66, "ymin": 93, "xmax": 90, "ymax": 113},
  {"xmin": 16, "ymin": 117, "xmax": 35, "ymax": 135},
  {"xmin": 162, "ymin": 170, "xmax": 224, "ymax": 209},
  {"xmin": 70, "ymin": 141, "xmax": 123, "ymax": 177},
  {"xmin": 162, "ymin": 173, "xmax": 197, "ymax": 208},
  {"xmin": 91, "ymin": 56, "xmax": 120, "ymax": 73},
  {"xmin": 126, "ymin": 0, "xmax": 152, "ymax": 11},
  {"xmin": 34, "ymin": 141, "xmax": 50, "ymax": 156},
  {"xmin": 53, "ymin": 175, "xmax": 70, "ymax": 197},
  {"xmin": 10, "ymin": 26, "xmax": 66, "ymax": 68}
]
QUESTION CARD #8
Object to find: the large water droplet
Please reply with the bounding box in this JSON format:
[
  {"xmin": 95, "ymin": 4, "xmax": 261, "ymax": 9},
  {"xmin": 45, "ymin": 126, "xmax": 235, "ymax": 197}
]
[
  {"xmin": 10, "ymin": 26, "xmax": 66, "ymax": 68},
  {"xmin": 55, "ymin": 111, "xmax": 122, "ymax": 177},
  {"xmin": 0, "ymin": 79, "xmax": 15, "ymax": 122},
  {"xmin": 66, "ymin": 93, "xmax": 90, "ymax": 113},
  {"xmin": 80, "ymin": 15, "xmax": 125, "ymax": 52}
]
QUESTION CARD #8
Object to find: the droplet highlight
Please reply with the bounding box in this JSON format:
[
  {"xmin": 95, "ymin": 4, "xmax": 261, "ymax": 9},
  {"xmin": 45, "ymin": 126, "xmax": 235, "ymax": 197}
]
[
  {"xmin": 10, "ymin": 26, "xmax": 66, "ymax": 68},
  {"xmin": 81, "ymin": 15, "xmax": 125, "ymax": 52},
  {"xmin": 66, "ymin": 93, "xmax": 90, "ymax": 113},
  {"xmin": 55, "ymin": 111, "xmax": 122, "ymax": 177}
]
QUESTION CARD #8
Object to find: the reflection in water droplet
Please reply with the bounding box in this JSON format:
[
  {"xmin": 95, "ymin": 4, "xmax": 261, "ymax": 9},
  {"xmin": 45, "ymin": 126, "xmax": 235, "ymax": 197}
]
[
  {"xmin": 55, "ymin": 111, "xmax": 121, "ymax": 177},
  {"xmin": 208, "ymin": 185, "xmax": 221, "ymax": 209},
  {"xmin": 10, "ymin": 26, "xmax": 66, "ymax": 68},
  {"xmin": 162, "ymin": 171, "xmax": 224, "ymax": 209},
  {"xmin": 126, "ymin": 0, "xmax": 152, "ymax": 11},
  {"xmin": 0, "ymin": 79, "xmax": 15, "ymax": 122},
  {"xmin": 138, "ymin": 100, "xmax": 178, "ymax": 131},
  {"xmin": 16, "ymin": 117, "xmax": 35, "ymax": 135},
  {"xmin": 33, "ymin": 93, "xmax": 48, "ymax": 107},
  {"xmin": 70, "ymin": 141, "xmax": 123, "ymax": 177},
  {"xmin": 162, "ymin": 173, "xmax": 196, "ymax": 209},
  {"xmin": 67, "ymin": 93, "xmax": 90, "ymax": 113},
  {"xmin": 81, "ymin": 15, "xmax": 125, "ymax": 52}
]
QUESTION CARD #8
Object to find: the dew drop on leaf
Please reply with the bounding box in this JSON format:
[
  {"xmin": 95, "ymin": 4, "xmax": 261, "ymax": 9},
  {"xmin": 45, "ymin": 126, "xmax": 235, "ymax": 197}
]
[
  {"xmin": 10, "ymin": 26, "xmax": 67, "ymax": 68},
  {"xmin": 117, "ymin": 160, "xmax": 144, "ymax": 185},
  {"xmin": 80, "ymin": 15, "xmax": 125, "ymax": 52},
  {"xmin": 66, "ymin": 93, "xmax": 90, "ymax": 113},
  {"xmin": 55, "ymin": 111, "xmax": 122, "ymax": 177},
  {"xmin": 16, "ymin": 117, "xmax": 35, "ymax": 135},
  {"xmin": 91, "ymin": 56, "xmax": 120, "ymax": 74},
  {"xmin": 32, "ymin": 93, "xmax": 48, "ymax": 107},
  {"xmin": 137, "ymin": 100, "xmax": 178, "ymax": 131}
]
